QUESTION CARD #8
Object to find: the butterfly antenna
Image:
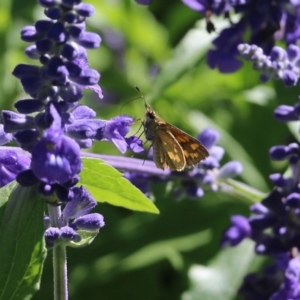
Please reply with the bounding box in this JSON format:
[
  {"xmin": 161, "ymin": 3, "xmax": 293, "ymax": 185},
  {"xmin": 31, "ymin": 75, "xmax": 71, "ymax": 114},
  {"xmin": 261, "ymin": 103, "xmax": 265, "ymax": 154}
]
[
  {"xmin": 135, "ymin": 86, "xmax": 150, "ymax": 110},
  {"xmin": 119, "ymin": 95, "xmax": 143, "ymax": 115}
]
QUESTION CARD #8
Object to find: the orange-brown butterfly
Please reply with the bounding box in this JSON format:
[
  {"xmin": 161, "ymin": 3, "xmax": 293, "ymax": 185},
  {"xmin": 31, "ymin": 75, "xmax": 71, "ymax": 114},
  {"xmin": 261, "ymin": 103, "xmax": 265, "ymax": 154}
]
[{"xmin": 137, "ymin": 87, "xmax": 209, "ymax": 171}]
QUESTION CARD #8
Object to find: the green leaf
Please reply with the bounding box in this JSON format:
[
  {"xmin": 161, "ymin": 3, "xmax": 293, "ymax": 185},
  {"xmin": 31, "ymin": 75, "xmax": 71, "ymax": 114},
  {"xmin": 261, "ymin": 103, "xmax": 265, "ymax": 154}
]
[
  {"xmin": 80, "ymin": 157, "xmax": 159, "ymax": 214},
  {"xmin": 115, "ymin": 229, "xmax": 211, "ymax": 272},
  {"xmin": 182, "ymin": 240, "xmax": 259, "ymax": 300},
  {"xmin": 288, "ymin": 121, "xmax": 300, "ymax": 143},
  {"xmin": 0, "ymin": 181, "xmax": 17, "ymax": 224},
  {"xmin": 146, "ymin": 18, "xmax": 231, "ymax": 102},
  {"xmin": 0, "ymin": 184, "xmax": 46, "ymax": 300},
  {"xmin": 82, "ymin": 229, "xmax": 212, "ymax": 283},
  {"xmin": 188, "ymin": 110, "xmax": 269, "ymax": 191},
  {"xmin": 67, "ymin": 229, "xmax": 99, "ymax": 248}
]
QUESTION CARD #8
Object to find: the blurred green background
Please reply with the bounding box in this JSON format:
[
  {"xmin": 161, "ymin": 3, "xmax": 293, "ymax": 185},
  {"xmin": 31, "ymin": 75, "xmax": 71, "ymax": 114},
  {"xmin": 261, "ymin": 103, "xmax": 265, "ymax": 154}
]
[{"xmin": 0, "ymin": 0, "xmax": 297, "ymax": 299}]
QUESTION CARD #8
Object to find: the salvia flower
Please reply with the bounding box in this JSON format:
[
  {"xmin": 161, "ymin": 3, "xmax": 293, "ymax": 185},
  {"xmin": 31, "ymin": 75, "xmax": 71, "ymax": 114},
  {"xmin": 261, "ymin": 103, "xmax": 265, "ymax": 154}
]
[
  {"xmin": 0, "ymin": 0, "xmax": 142, "ymax": 189},
  {"xmin": 0, "ymin": 148, "xmax": 31, "ymax": 187},
  {"xmin": 222, "ymin": 139, "xmax": 300, "ymax": 298},
  {"xmin": 96, "ymin": 115, "xmax": 137, "ymax": 153},
  {"xmin": 274, "ymin": 98, "xmax": 300, "ymax": 123},
  {"xmin": 30, "ymin": 103, "xmax": 82, "ymax": 185},
  {"xmin": 0, "ymin": 0, "xmax": 121, "ymax": 252},
  {"xmin": 182, "ymin": 0, "xmax": 300, "ymax": 73},
  {"xmin": 238, "ymin": 253, "xmax": 290, "ymax": 299},
  {"xmin": 182, "ymin": 0, "xmax": 231, "ymax": 16},
  {"xmin": 135, "ymin": 0, "xmax": 152, "ymax": 4},
  {"xmin": 238, "ymin": 43, "xmax": 300, "ymax": 87},
  {"xmin": 270, "ymin": 255, "xmax": 300, "ymax": 299},
  {"xmin": 221, "ymin": 215, "xmax": 251, "ymax": 247},
  {"xmin": 44, "ymin": 186, "xmax": 105, "ymax": 248}
]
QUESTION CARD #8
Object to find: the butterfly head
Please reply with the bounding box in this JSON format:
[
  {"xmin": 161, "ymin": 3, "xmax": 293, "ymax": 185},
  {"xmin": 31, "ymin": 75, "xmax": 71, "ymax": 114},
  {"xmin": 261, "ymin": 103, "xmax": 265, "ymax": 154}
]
[
  {"xmin": 135, "ymin": 86, "xmax": 156, "ymax": 119},
  {"xmin": 145, "ymin": 105, "xmax": 157, "ymax": 120}
]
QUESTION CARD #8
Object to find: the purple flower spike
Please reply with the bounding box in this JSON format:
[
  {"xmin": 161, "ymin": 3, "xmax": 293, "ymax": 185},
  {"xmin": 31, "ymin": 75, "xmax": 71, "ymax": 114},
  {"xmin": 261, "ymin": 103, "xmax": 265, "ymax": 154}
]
[
  {"xmin": 44, "ymin": 227, "xmax": 61, "ymax": 242},
  {"xmin": 270, "ymin": 47, "xmax": 287, "ymax": 61},
  {"xmin": 75, "ymin": 3, "xmax": 95, "ymax": 17},
  {"xmin": 218, "ymin": 161, "xmax": 243, "ymax": 179},
  {"xmin": 63, "ymin": 186, "xmax": 97, "ymax": 220},
  {"xmin": 186, "ymin": 185, "xmax": 204, "ymax": 198},
  {"xmin": 44, "ymin": 215, "xmax": 51, "ymax": 229},
  {"xmin": 269, "ymin": 173, "xmax": 290, "ymax": 188},
  {"xmin": 135, "ymin": 0, "xmax": 152, "ymax": 4},
  {"xmin": 287, "ymin": 44, "xmax": 300, "ymax": 61},
  {"xmin": 250, "ymin": 203, "xmax": 269, "ymax": 215},
  {"xmin": 282, "ymin": 70, "xmax": 299, "ymax": 87},
  {"xmin": 65, "ymin": 119, "xmax": 106, "ymax": 148},
  {"xmin": 222, "ymin": 216, "xmax": 251, "ymax": 247},
  {"xmin": 207, "ymin": 26, "xmax": 244, "ymax": 73},
  {"xmin": 182, "ymin": 0, "xmax": 231, "ymax": 16},
  {"xmin": 72, "ymin": 213, "xmax": 105, "ymax": 231},
  {"xmin": 16, "ymin": 169, "xmax": 39, "ymax": 187},
  {"xmin": 125, "ymin": 136, "xmax": 145, "ymax": 153},
  {"xmin": 31, "ymin": 134, "xmax": 81, "ymax": 184},
  {"xmin": 2, "ymin": 110, "xmax": 36, "ymax": 132},
  {"xmin": 31, "ymin": 104, "xmax": 81, "ymax": 184},
  {"xmin": 285, "ymin": 193, "xmax": 300, "ymax": 209},
  {"xmin": 270, "ymin": 257, "xmax": 300, "ymax": 300},
  {"xmin": 14, "ymin": 99, "xmax": 45, "ymax": 114},
  {"xmin": 0, "ymin": 0, "xmax": 107, "ymax": 252},
  {"xmin": 201, "ymin": 156, "xmax": 220, "ymax": 169},
  {"xmin": 0, "ymin": 149, "xmax": 31, "ymax": 187},
  {"xmin": 99, "ymin": 115, "xmax": 134, "ymax": 153},
  {"xmin": 269, "ymin": 145, "xmax": 292, "ymax": 160},
  {"xmin": 71, "ymin": 105, "xmax": 96, "ymax": 120},
  {"xmin": 198, "ymin": 127, "xmax": 220, "ymax": 149},
  {"xmin": 274, "ymin": 105, "xmax": 299, "ymax": 122},
  {"xmin": 248, "ymin": 214, "xmax": 277, "ymax": 232},
  {"xmin": 0, "ymin": 124, "xmax": 13, "ymax": 145},
  {"xmin": 182, "ymin": 0, "xmax": 205, "ymax": 12},
  {"xmin": 60, "ymin": 226, "xmax": 81, "ymax": 242},
  {"xmin": 209, "ymin": 145, "xmax": 225, "ymax": 161},
  {"xmin": 37, "ymin": 182, "xmax": 55, "ymax": 197},
  {"xmin": 239, "ymin": 44, "xmax": 300, "ymax": 87}
]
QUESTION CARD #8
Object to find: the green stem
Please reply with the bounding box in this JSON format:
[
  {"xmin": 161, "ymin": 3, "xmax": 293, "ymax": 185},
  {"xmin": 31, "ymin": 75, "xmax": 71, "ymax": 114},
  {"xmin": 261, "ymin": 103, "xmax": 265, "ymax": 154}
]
[
  {"xmin": 48, "ymin": 205, "xmax": 68, "ymax": 300},
  {"xmin": 221, "ymin": 178, "xmax": 267, "ymax": 205}
]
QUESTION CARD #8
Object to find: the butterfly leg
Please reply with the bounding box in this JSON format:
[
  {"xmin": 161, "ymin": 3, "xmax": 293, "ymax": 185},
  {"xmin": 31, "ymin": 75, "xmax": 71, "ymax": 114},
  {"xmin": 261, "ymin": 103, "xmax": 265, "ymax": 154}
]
[
  {"xmin": 131, "ymin": 121, "xmax": 144, "ymax": 138},
  {"xmin": 141, "ymin": 142, "xmax": 154, "ymax": 165}
]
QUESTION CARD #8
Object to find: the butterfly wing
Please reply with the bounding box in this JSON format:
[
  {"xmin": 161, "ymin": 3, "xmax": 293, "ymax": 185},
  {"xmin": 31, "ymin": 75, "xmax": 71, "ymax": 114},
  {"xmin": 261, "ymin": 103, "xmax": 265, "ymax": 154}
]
[
  {"xmin": 162, "ymin": 123, "xmax": 209, "ymax": 168},
  {"xmin": 152, "ymin": 128, "xmax": 186, "ymax": 171}
]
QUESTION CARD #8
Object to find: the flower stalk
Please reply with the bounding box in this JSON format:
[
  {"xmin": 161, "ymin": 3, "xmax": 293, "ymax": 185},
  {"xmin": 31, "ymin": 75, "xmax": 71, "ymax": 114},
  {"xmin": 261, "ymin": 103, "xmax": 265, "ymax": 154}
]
[{"xmin": 48, "ymin": 205, "xmax": 67, "ymax": 300}]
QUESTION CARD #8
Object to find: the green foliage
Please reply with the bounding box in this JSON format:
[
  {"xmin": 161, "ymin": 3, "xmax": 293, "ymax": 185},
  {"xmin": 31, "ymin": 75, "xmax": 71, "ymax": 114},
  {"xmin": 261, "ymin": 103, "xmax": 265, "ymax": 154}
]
[
  {"xmin": 80, "ymin": 157, "xmax": 159, "ymax": 214},
  {"xmin": 182, "ymin": 240, "xmax": 258, "ymax": 300},
  {"xmin": 0, "ymin": 183, "xmax": 46, "ymax": 300},
  {"xmin": 0, "ymin": 0, "xmax": 294, "ymax": 299}
]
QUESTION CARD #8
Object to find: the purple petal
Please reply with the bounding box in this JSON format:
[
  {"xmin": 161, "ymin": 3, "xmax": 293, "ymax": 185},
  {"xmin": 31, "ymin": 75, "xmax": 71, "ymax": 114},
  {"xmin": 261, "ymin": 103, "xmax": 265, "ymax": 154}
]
[
  {"xmin": 222, "ymin": 215, "xmax": 251, "ymax": 246},
  {"xmin": 63, "ymin": 186, "xmax": 97, "ymax": 220},
  {"xmin": 72, "ymin": 213, "xmax": 105, "ymax": 230},
  {"xmin": 218, "ymin": 161, "xmax": 243, "ymax": 178}
]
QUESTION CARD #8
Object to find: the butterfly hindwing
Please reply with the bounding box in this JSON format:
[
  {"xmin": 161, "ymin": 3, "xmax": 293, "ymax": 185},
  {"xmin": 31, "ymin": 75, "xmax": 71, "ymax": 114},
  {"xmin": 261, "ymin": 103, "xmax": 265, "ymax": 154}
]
[{"xmin": 162, "ymin": 123, "xmax": 209, "ymax": 167}]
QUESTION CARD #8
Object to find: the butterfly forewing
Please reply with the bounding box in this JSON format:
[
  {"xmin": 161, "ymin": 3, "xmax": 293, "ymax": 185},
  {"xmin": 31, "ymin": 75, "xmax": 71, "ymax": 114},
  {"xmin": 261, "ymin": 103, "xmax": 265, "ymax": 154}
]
[{"xmin": 153, "ymin": 128, "xmax": 186, "ymax": 171}]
